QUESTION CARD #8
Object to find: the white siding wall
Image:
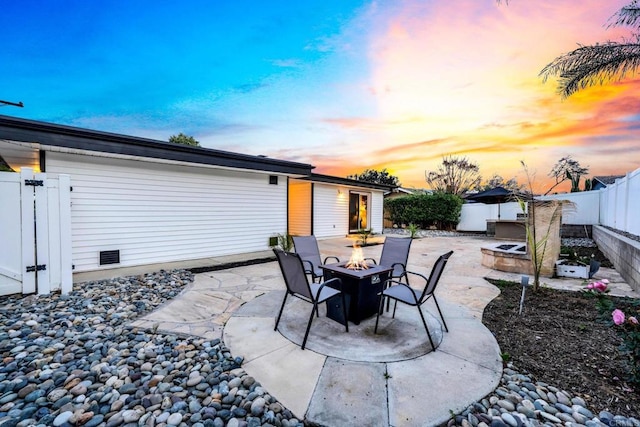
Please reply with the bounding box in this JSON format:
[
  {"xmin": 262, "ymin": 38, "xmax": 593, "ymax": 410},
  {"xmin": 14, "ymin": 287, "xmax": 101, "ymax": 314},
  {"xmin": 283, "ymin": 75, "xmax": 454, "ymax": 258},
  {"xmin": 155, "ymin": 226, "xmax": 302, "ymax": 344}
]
[
  {"xmin": 46, "ymin": 152, "xmax": 287, "ymax": 272},
  {"xmin": 370, "ymin": 191, "xmax": 384, "ymax": 234},
  {"xmin": 313, "ymin": 184, "xmax": 349, "ymax": 238},
  {"xmin": 288, "ymin": 180, "xmax": 312, "ymax": 236}
]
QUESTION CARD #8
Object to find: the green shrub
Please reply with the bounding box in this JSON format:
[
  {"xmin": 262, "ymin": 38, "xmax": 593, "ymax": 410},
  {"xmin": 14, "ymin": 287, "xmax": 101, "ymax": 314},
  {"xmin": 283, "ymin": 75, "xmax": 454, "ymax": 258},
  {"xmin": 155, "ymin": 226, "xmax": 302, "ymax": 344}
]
[{"xmin": 384, "ymin": 193, "xmax": 463, "ymax": 230}]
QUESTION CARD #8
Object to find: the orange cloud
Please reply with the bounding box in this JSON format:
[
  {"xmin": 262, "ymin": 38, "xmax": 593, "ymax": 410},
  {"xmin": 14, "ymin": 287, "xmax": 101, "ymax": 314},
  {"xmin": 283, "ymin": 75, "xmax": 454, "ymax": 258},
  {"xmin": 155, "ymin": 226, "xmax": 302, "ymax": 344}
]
[{"xmin": 268, "ymin": 0, "xmax": 640, "ymax": 194}]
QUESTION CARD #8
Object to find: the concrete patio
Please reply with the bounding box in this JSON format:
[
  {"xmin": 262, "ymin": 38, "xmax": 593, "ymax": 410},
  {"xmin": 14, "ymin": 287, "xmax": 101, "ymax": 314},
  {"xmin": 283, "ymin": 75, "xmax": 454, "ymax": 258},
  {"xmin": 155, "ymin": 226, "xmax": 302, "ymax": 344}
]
[{"xmin": 129, "ymin": 234, "xmax": 638, "ymax": 426}]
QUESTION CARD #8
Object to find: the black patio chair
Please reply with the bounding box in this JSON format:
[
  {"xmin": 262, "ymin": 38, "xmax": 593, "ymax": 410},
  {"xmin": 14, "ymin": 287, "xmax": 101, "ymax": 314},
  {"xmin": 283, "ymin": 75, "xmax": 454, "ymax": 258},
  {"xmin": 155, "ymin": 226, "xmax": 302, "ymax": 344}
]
[
  {"xmin": 292, "ymin": 235, "xmax": 340, "ymax": 282},
  {"xmin": 365, "ymin": 236, "xmax": 413, "ymax": 310},
  {"xmin": 273, "ymin": 248, "xmax": 348, "ymax": 350},
  {"xmin": 365, "ymin": 236, "xmax": 412, "ymax": 283},
  {"xmin": 374, "ymin": 251, "xmax": 453, "ymax": 351}
]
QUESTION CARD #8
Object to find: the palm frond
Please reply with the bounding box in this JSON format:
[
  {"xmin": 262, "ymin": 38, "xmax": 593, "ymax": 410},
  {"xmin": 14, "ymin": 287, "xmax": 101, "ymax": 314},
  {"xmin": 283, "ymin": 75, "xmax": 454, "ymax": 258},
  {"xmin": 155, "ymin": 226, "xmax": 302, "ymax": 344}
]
[
  {"xmin": 539, "ymin": 41, "xmax": 640, "ymax": 98},
  {"xmin": 607, "ymin": 1, "xmax": 640, "ymax": 28}
]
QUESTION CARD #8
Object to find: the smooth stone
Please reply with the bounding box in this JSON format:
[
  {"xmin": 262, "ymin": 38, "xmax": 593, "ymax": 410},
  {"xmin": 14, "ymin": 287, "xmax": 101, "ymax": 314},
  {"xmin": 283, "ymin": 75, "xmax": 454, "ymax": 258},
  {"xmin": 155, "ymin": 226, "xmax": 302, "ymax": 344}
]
[
  {"xmin": 53, "ymin": 411, "xmax": 73, "ymax": 426},
  {"xmin": 156, "ymin": 412, "xmax": 170, "ymax": 423},
  {"xmin": 516, "ymin": 405, "xmax": 535, "ymax": 419},
  {"xmin": 500, "ymin": 413, "xmax": 518, "ymax": 427},
  {"xmin": 574, "ymin": 405, "xmax": 594, "ymax": 419},
  {"xmin": 572, "ymin": 412, "xmax": 589, "ymax": 424},
  {"xmin": 167, "ymin": 412, "xmax": 183, "ymax": 426},
  {"xmin": 556, "ymin": 391, "xmax": 571, "ymax": 405},
  {"xmin": 122, "ymin": 408, "xmax": 144, "ymax": 422},
  {"xmin": 540, "ymin": 412, "xmax": 561, "ymax": 424},
  {"xmin": 497, "ymin": 400, "xmax": 515, "ymax": 412},
  {"xmin": 555, "ymin": 402, "xmax": 572, "ymax": 413},
  {"xmin": 250, "ymin": 397, "xmax": 265, "ymax": 416},
  {"xmin": 17, "ymin": 384, "xmax": 37, "ymax": 398},
  {"xmin": 556, "ymin": 412, "xmax": 575, "ymax": 423},
  {"xmin": 571, "ymin": 396, "xmax": 587, "ymax": 407}
]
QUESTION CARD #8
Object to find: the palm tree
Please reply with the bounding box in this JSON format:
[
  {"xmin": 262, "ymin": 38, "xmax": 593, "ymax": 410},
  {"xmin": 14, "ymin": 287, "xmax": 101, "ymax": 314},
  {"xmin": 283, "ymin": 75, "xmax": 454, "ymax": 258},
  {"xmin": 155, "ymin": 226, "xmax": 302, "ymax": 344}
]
[{"xmin": 540, "ymin": 1, "xmax": 640, "ymax": 98}]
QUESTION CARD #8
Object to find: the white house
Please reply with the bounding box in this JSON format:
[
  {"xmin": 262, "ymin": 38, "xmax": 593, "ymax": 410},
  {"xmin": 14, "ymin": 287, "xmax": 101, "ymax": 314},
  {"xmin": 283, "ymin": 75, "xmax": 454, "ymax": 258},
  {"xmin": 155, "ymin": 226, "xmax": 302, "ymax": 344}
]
[
  {"xmin": 0, "ymin": 115, "xmax": 390, "ymax": 293},
  {"xmin": 289, "ymin": 174, "xmax": 386, "ymax": 238}
]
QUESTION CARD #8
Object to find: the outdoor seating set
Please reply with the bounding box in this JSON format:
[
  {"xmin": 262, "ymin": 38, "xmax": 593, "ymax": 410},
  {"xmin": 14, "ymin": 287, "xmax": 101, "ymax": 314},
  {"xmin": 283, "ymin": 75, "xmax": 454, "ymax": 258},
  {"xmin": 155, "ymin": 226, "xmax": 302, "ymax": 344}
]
[{"xmin": 273, "ymin": 235, "xmax": 453, "ymax": 350}]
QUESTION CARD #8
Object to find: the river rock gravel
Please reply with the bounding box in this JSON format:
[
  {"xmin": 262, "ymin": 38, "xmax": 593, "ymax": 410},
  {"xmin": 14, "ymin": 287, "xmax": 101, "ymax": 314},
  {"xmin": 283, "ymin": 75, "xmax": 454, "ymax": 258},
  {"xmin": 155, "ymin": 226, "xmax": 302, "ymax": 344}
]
[{"xmin": 0, "ymin": 270, "xmax": 303, "ymax": 427}]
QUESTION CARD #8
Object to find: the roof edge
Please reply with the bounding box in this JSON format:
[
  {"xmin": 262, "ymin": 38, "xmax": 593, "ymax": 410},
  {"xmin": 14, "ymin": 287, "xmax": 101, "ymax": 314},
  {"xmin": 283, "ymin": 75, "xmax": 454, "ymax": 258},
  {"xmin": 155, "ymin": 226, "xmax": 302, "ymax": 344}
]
[
  {"xmin": 0, "ymin": 115, "xmax": 314, "ymax": 176},
  {"xmin": 304, "ymin": 173, "xmax": 396, "ymax": 191}
]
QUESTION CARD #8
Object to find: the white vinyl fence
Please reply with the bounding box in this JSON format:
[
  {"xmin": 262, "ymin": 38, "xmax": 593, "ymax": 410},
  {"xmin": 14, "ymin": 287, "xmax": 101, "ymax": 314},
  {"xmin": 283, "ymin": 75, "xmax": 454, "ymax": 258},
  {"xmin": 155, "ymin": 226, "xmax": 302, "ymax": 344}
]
[
  {"xmin": 537, "ymin": 190, "xmax": 600, "ymax": 225},
  {"xmin": 457, "ymin": 166, "xmax": 640, "ymax": 234},
  {"xmin": 457, "ymin": 202, "xmax": 522, "ymax": 232},
  {"xmin": 598, "ymin": 168, "xmax": 640, "ymax": 237}
]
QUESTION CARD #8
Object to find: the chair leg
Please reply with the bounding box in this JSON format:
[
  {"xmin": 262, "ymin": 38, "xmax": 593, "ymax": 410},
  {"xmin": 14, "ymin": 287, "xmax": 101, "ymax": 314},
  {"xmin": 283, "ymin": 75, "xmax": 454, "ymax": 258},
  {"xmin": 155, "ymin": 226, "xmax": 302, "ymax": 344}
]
[
  {"xmin": 274, "ymin": 292, "xmax": 289, "ymax": 331},
  {"xmin": 302, "ymin": 303, "xmax": 317, "ymax": 350},
  {"xmin": 340, "ymin": 293, "xmax": 349, "ymax": 332},
  {"xmin": 385, "ymin": 287, "xmax": 391, "ymax": 312},
  {"xmin": 392, "ymin": 300, "xmax": 398, "ymax": 318},
  {"xmin": 374, "ymin": 294, "xmax": 385, "ymax": 334},
  {"xmin": 432, "ymin": 296, "xmax": 449, "ymax": 332},
  {"xmin": 417, "ymin": 305, "xmax": 436, "ymax": 351}
]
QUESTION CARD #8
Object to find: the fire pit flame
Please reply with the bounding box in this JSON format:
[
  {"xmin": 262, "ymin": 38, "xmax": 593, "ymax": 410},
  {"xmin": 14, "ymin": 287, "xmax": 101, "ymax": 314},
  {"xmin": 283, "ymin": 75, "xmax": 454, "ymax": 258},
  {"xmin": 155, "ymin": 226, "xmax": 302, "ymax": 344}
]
[{"xmin": 345, "ymin": 244, "xmax": 369, "ymax": 270}]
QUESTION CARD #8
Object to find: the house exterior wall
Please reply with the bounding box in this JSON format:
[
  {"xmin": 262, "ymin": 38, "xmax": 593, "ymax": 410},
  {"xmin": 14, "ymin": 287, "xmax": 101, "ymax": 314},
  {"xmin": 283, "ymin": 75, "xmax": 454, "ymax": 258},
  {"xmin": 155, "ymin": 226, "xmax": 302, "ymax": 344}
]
[
  {"xmin": 312, "ymin": 183, "xmax": 350, "ymax": 238},
  {"xmin": 371, "ymin": 191, "xmax": 384, "ymax": 234},
  {"xmin": 45, "ymin": 152, "xmax": 287, "ymax": 272},
  {"xmin": 288, "ymin": 180, "xmax": 312, "ymax": 236},
  {"xmin": 309, "ymin": 183, "xmax": 385, "ymax": 238}
]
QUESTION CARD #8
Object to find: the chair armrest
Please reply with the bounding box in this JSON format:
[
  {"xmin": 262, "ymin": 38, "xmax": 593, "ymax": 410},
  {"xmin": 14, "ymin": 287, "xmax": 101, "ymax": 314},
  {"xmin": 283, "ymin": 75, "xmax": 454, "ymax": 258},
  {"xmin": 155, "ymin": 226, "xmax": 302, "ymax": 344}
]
[
  {"xmin": 364, "ymin": 257, "xmax": 378, "ymax": 264},
  {"xmin": 301, "ymin": 259, "xmax": 315, "ymax": 274},
  {"xmin": 405, "ymin": 270, "xmax": 427, "ymax": 287},
  {"xmin": 390, "ymin": 262, "xmax": 407, "ymax": 271},
  {"xmin": 406, "ymin": 270, "xmax": 428, "ymax": 281},
  {"xmin": 319, "ymin": 277, "xmax": 343, "ymax": 294},
  {"xmin": 323, "ymin": 256, "xmax": 340, "ymax": 264}
]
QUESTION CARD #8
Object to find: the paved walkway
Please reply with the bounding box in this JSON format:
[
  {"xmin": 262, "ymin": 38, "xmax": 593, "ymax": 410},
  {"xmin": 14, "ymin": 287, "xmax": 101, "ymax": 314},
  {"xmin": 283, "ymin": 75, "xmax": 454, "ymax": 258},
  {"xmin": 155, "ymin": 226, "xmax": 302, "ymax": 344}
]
[{"xmin": 129, "ymin": 235, "xmax": 639, "ymax": 426}]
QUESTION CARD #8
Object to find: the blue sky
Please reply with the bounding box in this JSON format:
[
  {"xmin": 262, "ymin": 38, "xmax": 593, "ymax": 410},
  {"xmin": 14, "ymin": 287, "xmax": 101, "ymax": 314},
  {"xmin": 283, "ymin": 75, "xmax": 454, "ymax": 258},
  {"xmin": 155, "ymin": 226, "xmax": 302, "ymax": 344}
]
[{"xmin": 2, "ymin": 0, "xmax": 639, "ymax": 191}]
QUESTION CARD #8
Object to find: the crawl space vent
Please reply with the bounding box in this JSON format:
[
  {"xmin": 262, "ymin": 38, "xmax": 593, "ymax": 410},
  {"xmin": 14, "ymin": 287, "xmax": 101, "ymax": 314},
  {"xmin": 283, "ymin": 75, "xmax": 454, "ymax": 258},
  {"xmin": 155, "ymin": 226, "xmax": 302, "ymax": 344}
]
[{"xmin": 100, "ymin": 250, "xmax": 120, "ymax": 265}]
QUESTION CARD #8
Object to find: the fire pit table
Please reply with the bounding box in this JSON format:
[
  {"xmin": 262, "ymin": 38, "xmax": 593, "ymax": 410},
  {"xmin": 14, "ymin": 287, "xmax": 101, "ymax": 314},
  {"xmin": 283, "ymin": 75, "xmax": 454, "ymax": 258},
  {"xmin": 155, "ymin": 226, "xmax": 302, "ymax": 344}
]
[{"xmin": 320, "ymin": 263, "xmax": 393, "ymax": 325}]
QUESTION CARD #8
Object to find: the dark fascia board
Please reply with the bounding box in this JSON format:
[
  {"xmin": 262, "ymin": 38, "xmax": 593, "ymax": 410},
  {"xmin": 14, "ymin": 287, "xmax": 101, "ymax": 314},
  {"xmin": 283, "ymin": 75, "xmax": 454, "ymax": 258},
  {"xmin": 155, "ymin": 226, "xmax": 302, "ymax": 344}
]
[
  {"xmin": 304, "ymin": 173, "xmax": 396, "ymax": 191},
  {"xmin": 0, "ymin": 115, "xmax": 314, "ymax": 176}
]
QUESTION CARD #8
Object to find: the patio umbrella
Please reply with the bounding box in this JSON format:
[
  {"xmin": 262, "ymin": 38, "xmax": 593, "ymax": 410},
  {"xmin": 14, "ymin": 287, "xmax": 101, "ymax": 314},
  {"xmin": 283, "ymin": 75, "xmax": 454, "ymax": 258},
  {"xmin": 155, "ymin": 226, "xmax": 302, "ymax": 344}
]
[{"xmin": 466, "ymin": 186, "xmax": 520, "ymax": 219}]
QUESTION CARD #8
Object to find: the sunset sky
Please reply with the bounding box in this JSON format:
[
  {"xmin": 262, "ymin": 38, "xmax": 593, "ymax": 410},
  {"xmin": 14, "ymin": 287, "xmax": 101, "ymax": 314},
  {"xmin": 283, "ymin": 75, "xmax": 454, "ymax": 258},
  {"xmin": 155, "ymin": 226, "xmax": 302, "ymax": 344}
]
[{"xmin": 2, "ymin": 0, "xmax": 639, "ymax": 193}]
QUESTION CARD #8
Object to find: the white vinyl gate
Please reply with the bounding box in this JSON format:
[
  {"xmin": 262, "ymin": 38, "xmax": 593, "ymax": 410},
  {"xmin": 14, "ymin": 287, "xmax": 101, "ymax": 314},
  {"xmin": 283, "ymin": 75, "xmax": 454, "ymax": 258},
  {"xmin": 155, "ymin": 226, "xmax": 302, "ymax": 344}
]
[{"xmin": 0, "ymin": 168, "xmax": 72, "ymax": 296}]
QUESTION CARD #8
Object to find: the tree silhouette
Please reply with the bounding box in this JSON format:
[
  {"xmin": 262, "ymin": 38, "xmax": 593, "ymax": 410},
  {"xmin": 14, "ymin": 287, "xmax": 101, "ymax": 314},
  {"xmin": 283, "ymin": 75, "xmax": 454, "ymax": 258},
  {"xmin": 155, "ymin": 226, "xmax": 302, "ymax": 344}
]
[
  {"xmin": 169, "ymin": 133, "xmax": 200, "ymax": 147},
  {"xmin": 545, "ymin": 156, "xmax": 589, "ymax": 195},
  {"xmin": 347, "ymin": 168, "xmax": 400, "ymax": 186},
  {"xmin": 425, "ymin": 155, "xmax": 481, "ymax": 195}
]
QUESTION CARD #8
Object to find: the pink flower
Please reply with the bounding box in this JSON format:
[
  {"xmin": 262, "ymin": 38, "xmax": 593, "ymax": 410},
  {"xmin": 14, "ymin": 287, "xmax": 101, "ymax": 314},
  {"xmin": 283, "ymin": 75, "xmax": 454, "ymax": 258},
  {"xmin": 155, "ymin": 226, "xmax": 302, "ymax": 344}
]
[
  {"xmin": 629, "ymin": 316, "xmax": 639, "ymax": 325},
  {"xmin": 593, "ymin": 281, "xmax": 608, "ymax": 292},
  {"xmin": 586, "ymin": 283, "xmax": 594, "ymax": 289},
  {"xmin": 612, "ymin": 309, "xmax": 626, "ymax": 325},
  {"xmin": 601, "ymin": 279, "xmax": 610, "ymax": 284}
]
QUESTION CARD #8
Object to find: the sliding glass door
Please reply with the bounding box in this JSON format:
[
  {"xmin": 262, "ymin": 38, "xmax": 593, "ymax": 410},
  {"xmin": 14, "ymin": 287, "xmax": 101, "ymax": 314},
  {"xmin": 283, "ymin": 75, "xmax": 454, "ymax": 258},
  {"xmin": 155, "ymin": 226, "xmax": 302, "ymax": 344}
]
[{"xmin": 349, "ymin": 192, "xmax": 369, "ymax": 232}]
